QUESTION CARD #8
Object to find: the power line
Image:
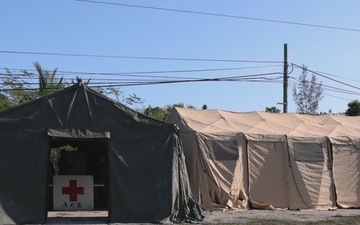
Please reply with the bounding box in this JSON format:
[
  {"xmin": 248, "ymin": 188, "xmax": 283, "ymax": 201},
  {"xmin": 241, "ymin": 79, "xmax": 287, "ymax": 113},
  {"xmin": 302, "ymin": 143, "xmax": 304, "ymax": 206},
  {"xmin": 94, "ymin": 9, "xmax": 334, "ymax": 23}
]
[
  {"xmin": 292, "ymin": 64, "xmax": 360, "ymax": 92},
  {"xmin": 312, "ymin": 70, "xmax": 360, "ymax": 84},
  {"xmin": 75, "ymin": 0, "xmax": 360, "ymax": 33},
  {"xmin": 322, "ymin": 93, "xmax": 353, "ymax": 101},
  {"xmin": 0, "ymin": 50, "xmax": 280, "ymax": 64},
  {"xmin": 84, "ymin": 75, "xmax": 284, "ymax": 87},
  {"xmin": 3, "ymin": 62, "xmax": 360, "ymax": 102},
  {"xmin": 0, "ymin": 67, "xmax": 285, "ymax": 88},
  {"xmin": 1, "ymin": 72, "xmax": 284, "ymax": 85},
  {"xmin": 3, "ymin": 66, "xmax": 360, "ymax": 98},
  {"xmin": 0, "ymin": 72, "xmax": 283, "ymax": 91},
  {"xmin": 289, "ymin": 76, "xmax": 360, "ymax": 97},
  {"xmin": 1, "ymin": 65, "xmax": 283, "ymax": 79}
]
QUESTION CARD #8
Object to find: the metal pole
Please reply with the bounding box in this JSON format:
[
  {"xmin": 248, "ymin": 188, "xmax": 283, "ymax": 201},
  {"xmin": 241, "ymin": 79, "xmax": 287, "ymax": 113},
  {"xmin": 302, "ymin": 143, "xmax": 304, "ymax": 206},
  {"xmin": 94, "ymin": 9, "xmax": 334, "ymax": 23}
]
[{"xmin": 283, "ymin": 43, "xmax": 288, "ymax": 113}]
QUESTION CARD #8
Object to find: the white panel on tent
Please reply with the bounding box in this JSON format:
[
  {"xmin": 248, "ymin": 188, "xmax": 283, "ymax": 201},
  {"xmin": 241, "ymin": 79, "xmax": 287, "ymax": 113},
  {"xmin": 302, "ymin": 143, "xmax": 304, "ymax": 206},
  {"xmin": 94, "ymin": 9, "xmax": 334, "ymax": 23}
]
[
  {"xmin": 247, "ymin": 141, "xmax": 288, "ymax": 209},
  {"xmin": 332, "ymin": 143, "xmax": 360, "ymax": 208},
  {"xmin": 287, "ymin": 137, "xmax": 335, "ymax": 210}
]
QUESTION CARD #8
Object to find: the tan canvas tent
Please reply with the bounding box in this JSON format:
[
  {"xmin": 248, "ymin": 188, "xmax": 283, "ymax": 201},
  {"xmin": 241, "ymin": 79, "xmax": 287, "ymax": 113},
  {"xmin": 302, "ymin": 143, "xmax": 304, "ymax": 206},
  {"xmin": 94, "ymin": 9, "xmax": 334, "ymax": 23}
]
[{"xmin": 168, "ymin": 108, "xmax": 360, "ymax": 211}]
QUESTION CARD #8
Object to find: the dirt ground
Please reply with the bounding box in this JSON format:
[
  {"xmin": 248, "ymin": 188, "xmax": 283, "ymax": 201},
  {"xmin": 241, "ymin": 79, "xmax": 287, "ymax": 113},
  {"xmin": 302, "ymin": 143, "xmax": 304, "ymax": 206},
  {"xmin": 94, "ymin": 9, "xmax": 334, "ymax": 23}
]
[{"xmin": 46, "ymin": 209, "xmax": 360, "ymax": 224}]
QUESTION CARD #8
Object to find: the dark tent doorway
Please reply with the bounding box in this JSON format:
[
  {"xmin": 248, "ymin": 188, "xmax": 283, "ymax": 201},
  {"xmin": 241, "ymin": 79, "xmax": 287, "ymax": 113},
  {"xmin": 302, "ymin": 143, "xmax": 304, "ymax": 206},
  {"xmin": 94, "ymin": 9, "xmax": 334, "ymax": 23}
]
[{"xmin": 48, "ymin": 137, "xmax": 109, "ymax": 212}]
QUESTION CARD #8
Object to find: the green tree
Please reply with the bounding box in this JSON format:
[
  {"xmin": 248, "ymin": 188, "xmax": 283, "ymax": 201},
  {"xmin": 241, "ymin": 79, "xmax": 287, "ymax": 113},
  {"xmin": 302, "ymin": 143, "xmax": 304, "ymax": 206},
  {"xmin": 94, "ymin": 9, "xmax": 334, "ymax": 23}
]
[
  {"xmin": 292, "ymin": 66, "xmax": 323, "ymax": 114},
  {"xmin": 143, "ymin": 103, "xmax": 195, "ymax": 122},
  {"xmin": 1, "ymin": 62, "xmax": 64, "ymax": 110},
  {"xmin": 1, "ymin": 63, "xmax": 144, "ymax": 111},
  {"xmin": 1, "ymin": 68, "xmax": 37, "ymax": 107},
  {"xmin": 28, "ymin": 61, "xmax": 64, "ymax": 97},
  {"xmin": 144, "ymin": 106, "xmax": 169, "ymax": 121},
  {"xmin": 345, "ymin": 100, "xmax": 360, "ymax": 116},
  {"xmin": 0, "ymin": 94, "xmax": 14, "ymax": 111},
  {"xmin": 265, "ymin": 106, "xmax": 281, "ymax": 113}
]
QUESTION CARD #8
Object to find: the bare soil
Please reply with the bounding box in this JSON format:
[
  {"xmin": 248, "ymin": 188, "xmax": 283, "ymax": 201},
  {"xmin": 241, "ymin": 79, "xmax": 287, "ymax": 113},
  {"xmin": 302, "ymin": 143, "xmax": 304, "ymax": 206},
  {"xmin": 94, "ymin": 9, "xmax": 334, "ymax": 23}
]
[{"xmin": 46, "ymin": 209, "xmax": 360, "ymax": 224}]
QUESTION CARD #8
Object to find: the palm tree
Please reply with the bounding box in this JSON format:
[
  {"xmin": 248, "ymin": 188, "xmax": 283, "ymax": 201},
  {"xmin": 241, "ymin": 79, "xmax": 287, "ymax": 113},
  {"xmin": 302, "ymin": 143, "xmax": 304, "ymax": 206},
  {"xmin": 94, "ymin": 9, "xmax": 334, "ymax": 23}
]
[{"xmin": 26, "ymin": 61, "xmax": 64, "ymax": 97}]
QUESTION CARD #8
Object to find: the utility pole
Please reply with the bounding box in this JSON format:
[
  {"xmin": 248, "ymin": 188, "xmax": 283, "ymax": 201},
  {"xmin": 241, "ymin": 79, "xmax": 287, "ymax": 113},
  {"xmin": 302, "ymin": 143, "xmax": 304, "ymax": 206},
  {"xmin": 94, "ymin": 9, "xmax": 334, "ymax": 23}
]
[{"xmin": 283, "ymin": 43, "xmax": 288, "ymax": 113}]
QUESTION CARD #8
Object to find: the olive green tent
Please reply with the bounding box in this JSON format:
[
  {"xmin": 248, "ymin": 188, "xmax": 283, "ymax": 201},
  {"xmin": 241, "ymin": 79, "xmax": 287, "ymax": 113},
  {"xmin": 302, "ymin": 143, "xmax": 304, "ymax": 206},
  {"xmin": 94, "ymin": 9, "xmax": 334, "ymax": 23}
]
[{"xmin": 0, "ymin": 83, "xmax": 203, "ymax": 224}]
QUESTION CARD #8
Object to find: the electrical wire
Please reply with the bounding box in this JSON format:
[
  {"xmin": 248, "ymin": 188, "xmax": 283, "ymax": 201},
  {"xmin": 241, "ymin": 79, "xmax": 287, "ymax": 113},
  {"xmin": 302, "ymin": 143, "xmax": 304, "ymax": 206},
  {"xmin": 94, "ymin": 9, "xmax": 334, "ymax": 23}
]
[
  {"xmin": 292, "ymin": 64, "xmax": 360, "ymax": 92},
  {"xmin": 0, "ymin": 65, "xmax": 284, "ymax": 81},
  {"xmin": 2, "ymin": 63, "xmax": 360, "ymax": 103},
  {"xmin": 3, "ymin": 67, "xmax": 359, "ymax": 99},
  {"xmin": 312, "ymin": 70, "xmax": 360, "ymax": 84},
  {"xmin": 0, "ymin": 72, "xmax": 283, "ymax": 91},
  {"xmin": 289, "ymin": 77, "xmax": 359, "ymax": 96},
  {"xmin": 322, "ymin": 93, "xmax": 354, "ymax": 101},
  {"xmin": 0, "ymin": 50, "xmax": 281, "ymax": 64},
  {"xmin": 4, "ymin": 65, "xmax": 283, "ymax": 75},
  {"xmin": 75, "ymin": 0, "xmax": 360, "ymax": 33}
]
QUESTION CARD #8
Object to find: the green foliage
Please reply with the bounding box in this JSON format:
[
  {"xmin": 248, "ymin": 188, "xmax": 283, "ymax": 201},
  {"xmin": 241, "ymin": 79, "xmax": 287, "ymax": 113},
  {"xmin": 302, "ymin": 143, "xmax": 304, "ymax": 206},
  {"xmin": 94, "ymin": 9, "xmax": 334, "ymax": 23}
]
[
  {"xmin": 345, "ymin": 100, "xmax": 360, "ymax": 116},
  {"xmin": 143, "ymin": 103, "xmax": 195, "ymax": 122},
  {"xmin": 1, "ymin": 62, "xmax": 144, "ymax": 112},
  {"xmin": 292, "ymin": 66, "xmax": 323, "ymax": 114},
  {"xmin": 265, "ymin": 106, "xmax": 281, "ymax": 113},
  {"xmin": 124, "ymin": 93, "xmax": 143, "ymax": 106},
  {"xmin": 0, "ymin": 94, "xmax": 14, "ymax": 111},
  {"xmin": 26, "ymin": 61, "xmax": 65, "ymax": 97},
  {"xmin": 144, "ymin": 106, "xmax": 169, "ymax": 121},
  {"xmin": 1, "ymin": 68, "xmax": 37, "ymax": 107},
  {"xmin": 0, "ymin": 62, "xmax": 65, "ymax": 111},
  {"xmin": 50, "ymin": 145, "xmax": 77, "ymax": 175}
]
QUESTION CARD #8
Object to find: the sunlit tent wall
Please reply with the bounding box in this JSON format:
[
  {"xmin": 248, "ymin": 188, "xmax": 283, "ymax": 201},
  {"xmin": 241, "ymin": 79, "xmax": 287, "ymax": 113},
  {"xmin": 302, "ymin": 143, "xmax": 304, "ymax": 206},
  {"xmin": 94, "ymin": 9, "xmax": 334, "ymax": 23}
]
[
  {"xmin": 168, "ymin": 108, "xmax": 360, "ymax": 211},
  {"xmin": 0, "ymin": 83, "xmax": 203, "ymax": 224}
]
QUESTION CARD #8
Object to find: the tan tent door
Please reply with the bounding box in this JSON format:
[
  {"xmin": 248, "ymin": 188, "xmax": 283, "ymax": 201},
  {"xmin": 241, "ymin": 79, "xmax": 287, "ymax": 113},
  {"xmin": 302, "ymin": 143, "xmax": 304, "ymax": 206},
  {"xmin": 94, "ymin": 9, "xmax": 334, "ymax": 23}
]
[
  {"xmin": 332, "ymin": 143, "xmax": 360, "ymax": 208},
  {"xmin": 248, "ymin": 141, "xmax": 288, "ymax": 209},
  {"xmin": 287, "ymin": 138, "xmax": 335, "ymax": 210}
]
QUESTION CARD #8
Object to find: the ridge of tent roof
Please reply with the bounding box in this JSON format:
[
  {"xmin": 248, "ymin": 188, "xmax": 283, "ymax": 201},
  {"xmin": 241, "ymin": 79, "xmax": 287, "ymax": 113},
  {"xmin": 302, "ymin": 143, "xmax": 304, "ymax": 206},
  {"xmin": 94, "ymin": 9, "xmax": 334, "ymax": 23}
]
[
  {"xmin": 0, "ymin": 83, "xmax": 83, "ymax": 116},
  {"xmin": 171, "ymin": 108, "xmax": 360, "ymax": 138}
]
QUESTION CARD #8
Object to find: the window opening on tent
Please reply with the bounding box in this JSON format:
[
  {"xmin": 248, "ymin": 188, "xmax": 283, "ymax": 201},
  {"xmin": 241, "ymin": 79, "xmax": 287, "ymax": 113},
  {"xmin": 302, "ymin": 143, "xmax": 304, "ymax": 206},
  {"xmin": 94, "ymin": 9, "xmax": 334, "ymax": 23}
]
[
  {"xmin": 291, "ymin": 142, "xmax": 324, "ymax": 162},
  {"xmin": 207, "ymin": 139, "xmax": 239, "ymax": 161}
]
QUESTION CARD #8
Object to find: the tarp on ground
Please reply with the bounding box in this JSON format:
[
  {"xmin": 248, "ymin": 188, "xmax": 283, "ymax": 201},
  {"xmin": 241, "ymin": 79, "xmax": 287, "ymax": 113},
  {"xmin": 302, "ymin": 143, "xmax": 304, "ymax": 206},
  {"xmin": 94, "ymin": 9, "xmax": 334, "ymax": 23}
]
[
  {"xmin": 168, "ymin": 108, "xmax": 360, "ymax": 210},
  {"xmin": 0, "ymin": 83, "xmax": 203, "ymax": 224}
]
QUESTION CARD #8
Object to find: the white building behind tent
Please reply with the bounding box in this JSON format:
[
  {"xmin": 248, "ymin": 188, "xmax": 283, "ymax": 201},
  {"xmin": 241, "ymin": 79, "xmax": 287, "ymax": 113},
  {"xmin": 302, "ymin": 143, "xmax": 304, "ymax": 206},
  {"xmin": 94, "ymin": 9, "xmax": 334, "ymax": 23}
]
[{"xmin": 168, "ymin": 108, "xmax": 360, "ymax": 211}]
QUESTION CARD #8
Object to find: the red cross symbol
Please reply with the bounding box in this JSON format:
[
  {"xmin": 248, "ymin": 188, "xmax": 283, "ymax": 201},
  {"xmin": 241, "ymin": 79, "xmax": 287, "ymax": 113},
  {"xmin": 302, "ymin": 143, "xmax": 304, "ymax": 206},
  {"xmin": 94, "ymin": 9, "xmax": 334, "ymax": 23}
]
[{"xmin": 62, "ymin": 180, "xmax": 84, "ymax": 202}]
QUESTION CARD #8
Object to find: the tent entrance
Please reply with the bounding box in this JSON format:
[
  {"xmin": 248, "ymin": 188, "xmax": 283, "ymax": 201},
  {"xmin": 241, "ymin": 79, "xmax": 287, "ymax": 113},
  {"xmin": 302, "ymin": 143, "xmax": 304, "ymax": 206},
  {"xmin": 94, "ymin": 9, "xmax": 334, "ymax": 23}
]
[{"xmin": 48, "ymin": 137, "xmax": 109, "ymax": 212}]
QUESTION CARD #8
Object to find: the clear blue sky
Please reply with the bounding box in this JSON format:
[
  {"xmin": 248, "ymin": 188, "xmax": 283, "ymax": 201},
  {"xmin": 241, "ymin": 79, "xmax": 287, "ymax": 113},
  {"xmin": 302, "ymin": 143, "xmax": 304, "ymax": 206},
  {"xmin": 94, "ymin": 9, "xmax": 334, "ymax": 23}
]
[{"xmin": 1, "ymin": 0, "xmax": 360, "ymax": 113}]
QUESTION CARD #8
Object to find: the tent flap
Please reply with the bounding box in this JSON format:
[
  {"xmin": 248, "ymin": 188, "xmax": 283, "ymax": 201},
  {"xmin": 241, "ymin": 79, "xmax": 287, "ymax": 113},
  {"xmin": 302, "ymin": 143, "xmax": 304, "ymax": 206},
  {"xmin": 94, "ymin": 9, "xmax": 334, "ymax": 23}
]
[
  {"xmin": 332, "ymin": 143, "xmax": 360, "ymax": 208},
  {"xmin": 47, "ymin": 129, "xmax": 110, "ymax": 139},
  {"xmin": 0, "ymin": 129, "xmax": 49, "ymax": 224}
]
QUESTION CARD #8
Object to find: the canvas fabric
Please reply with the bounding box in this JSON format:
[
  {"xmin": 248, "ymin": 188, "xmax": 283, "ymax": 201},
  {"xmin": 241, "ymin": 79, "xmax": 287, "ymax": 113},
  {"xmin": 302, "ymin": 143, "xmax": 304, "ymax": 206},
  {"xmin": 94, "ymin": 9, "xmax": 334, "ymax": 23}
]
[
  {"xmin": 168, "ymin": 108, "xmax": 360, "ymax": 211},
  {"xmin": 0, "ymin": 84, "xmax": 203, "ymax": 224},
  {"xmin": 331, "ymin": 139, "xmax": 360, "ymax": 208}
]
